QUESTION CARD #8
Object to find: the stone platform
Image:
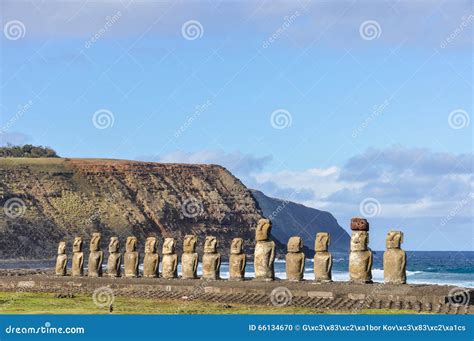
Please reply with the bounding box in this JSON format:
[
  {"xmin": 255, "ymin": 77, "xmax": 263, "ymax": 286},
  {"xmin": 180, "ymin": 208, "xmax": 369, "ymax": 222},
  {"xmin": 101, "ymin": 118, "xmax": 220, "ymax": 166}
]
[{"xmin": 0, "ymin": 271, "xmax": 472, "ymax": 314}]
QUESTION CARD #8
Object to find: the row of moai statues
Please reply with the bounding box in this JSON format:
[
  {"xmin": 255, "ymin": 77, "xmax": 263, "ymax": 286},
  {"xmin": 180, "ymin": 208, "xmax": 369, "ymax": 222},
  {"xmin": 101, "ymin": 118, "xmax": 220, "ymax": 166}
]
[{"xmin": 55, "ymin": 218, "xmax": 406, "ymax": 284}]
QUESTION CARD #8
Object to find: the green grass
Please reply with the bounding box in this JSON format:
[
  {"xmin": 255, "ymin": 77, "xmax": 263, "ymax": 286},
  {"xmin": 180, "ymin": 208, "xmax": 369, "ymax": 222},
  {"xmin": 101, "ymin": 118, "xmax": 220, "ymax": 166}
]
[{"xmin": 0, "ymin": 292, "xmax": 422, "ymax": 315}]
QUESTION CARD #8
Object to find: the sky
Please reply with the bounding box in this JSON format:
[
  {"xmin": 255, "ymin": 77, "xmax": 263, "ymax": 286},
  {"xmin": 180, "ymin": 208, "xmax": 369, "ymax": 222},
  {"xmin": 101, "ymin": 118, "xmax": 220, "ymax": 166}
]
[{"xmin": 0, "ymin": 0, "xmax": 472, "ymax": 251}]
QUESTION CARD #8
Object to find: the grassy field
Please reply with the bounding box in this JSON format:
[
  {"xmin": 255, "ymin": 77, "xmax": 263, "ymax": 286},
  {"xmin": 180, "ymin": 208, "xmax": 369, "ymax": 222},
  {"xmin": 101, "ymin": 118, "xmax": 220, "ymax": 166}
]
[{"xmin": 0, "ymin": 292, "xmax": 420, "ymax": 315}]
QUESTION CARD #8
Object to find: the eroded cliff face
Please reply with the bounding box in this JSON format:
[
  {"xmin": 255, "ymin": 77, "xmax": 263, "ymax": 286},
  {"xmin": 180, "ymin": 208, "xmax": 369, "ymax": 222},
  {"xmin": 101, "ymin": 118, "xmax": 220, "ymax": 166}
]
[{"xmin": 0, "ymin": 158, "xmax": 263, "ymax": 259}]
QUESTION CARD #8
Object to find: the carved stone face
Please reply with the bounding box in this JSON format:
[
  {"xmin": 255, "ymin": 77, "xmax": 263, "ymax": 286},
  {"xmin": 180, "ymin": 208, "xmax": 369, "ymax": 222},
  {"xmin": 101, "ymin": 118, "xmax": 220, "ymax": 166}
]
[
  {"xmin": 351, "ymin": 217, "xmax": 369, "ymax": 231},
  {"xmin": 231, "ymin": 238, "xmax": 243, "ymax": 254},
  {"xmin": 90, "ymin": 233, "xmax": 101, "ymax": 251},
  {"xmin": 315, "ymin": 232, "xmax": 330, "ymax": 252},
  {"xmin": 350, "ymin": 231, "xmax": 369, "ymax": 251},
  {"xmin": 204, "ymin": 236, "xmax": 217, "ymax": 253},
  {"xmin": 145, "ymin": 237, "xmax": 157, "ymax": 253},
  {"xmin": 109, "ymin": 237, "xmax": 119, "ymax": 253},
  {"xmin": 386, "ymin": 231, "xmax": 403, "ymax": 249},
  {"xmin": 183, "ymin": 235, "xmax": 197, "ymax": 253},
  {"xmin": 255, "ymin": 218, "xmax": 272, "ymax": 241},
  {"xmin": 73, "ymin": 237, "xmax": 82, "ymax": 252},
  {"xmin": 287, "ymin": 236, "xmax": 302, "ymax": 253},
  {"xmin": 162, "ymin": 238, "xmax": 175, "ymax": 254},
  {"xmin": 125, "ymin": 236, "xmax": 137, "ymax": 252},
  {"xmin": 57, "ymin": 241, "xmax": 66, "ymax": 255}
]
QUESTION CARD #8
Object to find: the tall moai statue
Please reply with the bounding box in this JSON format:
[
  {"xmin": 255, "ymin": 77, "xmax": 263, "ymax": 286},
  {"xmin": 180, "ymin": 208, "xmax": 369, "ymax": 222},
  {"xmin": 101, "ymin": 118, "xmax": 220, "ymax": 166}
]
[
  {"xmin": 55, "ymin": 241, "xmax": 68, "ymax": 276},
  {"xmin": 254, "ymin": 218, "xmax": 275, "ymax": 281},
  {"xmin": 314, "ymin": 232, "xmax": 332, "ymax": 282},
  {"xmin": 181, "ymin": 235, "xmax": 199, "ymax": 279},
  {"xmin": 71, "ymin": 237, "xmax": 84, "ymax": 277},
  {"xmin": 143, "ymin": 237, "xmax": 159, "ymax": 278},
  {"xmin": 162, "ymin": 238, "xmax": 178, "ymax": 279},
  {"xmin": 349, "ymin": 218, "xmax": 373, "ymax": 283},
  {"xmin": 107, "ymin": 237, "xmax": 122, "ymax": 277},
  {"xmin": 124, "ymin": 236, "xmax": 139, "ymax": 278},
  {"xmin": 88, "ymin": 233, "xmax": 103, "ymax": 277},
  {"xmin": 202, "ymin": 236, "xmax": 221, "ymax": 280},
  {"xmin": 383, "ymin": 230, "xmax": 406, "ymax": 284},
  {"xmin": 229, "ymin": 238, "xmax": 246, "ymax": 281},
  {"xmin": 286, "ymin": 236, "xmax": 305, "ymax": 281}
]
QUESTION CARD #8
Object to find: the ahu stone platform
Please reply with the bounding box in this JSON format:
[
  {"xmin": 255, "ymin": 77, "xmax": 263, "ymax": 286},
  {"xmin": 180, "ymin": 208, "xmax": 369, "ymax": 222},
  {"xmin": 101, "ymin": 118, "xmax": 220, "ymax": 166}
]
[{"xmin": 0, "ymin": 271, "xmax": 472, "ymax": 314}]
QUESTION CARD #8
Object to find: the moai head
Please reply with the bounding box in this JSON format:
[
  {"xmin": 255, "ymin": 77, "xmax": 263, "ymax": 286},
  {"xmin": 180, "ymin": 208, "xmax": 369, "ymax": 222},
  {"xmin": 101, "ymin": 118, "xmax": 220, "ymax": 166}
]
[
  {"xmin": 204, "ymin": 236, "xmax": 217, "ymax": 253},
  {"xmin": 231, "ymin": 238, "xmax": 243, "ymax": 254},
  {"xmin": 73, "ymin": 237, "xmax": 83, "ymax": 252},
  {"xmin": 315, "ymin": 232, "xmax": 330, "ymax": 252},
  {"xmin": 125, "ymin": 236, "xmax": 137, "ymax": 252},
  {"xmin": 89, "ymin": 233, "xmax": 101, "ymax": 251},
  {"xmin": 386, "ymin": 230, "xmax": 403, "ymax": 249},
  {"xmin": 350, "ymin": 231, "xmax": 369, "ymax": 251},
  {"xmin": 183, "ymin": 235, "xmax": 197, "ymax": 253},
  {"xmin": 351, "ymin": 217, "xmax": 369, "ymax": 231},
  {"xmin": 57, "ymin": 241, "xmax": 66, "ymax": 255},
  {"xmin": 287, "ymin": 236, "xmax": 303, "ymax": 253},
  {"xmin": 162, "ymin": 238, "xmax": 175, "ymax": 255},
  {"xmin": 255, "ymin": 218, "xmax": 272, "ymax": 241},
  {"xmin": 109, "ymin": 237, "xmax": 119, "ymax": 253},
  {"xmin": 145, "ymin": 237, "xmax": 157, "ymax": 253}
]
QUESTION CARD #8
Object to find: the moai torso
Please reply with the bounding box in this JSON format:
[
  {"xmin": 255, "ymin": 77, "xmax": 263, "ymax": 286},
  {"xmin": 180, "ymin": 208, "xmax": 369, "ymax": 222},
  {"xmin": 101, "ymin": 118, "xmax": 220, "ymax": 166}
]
[
  {"xmin": 181, "ymin": 235, "xmax": 198, "ymax": 279},
  {"xmin": 162, "ymin": 238, "xmax": 178, "ymax": 279},
  {"xmin": 143, "ymin": 237, "xmax": 159, "ymax": 278},
  {"xmin": 202, "ymin": 236, "xmax": 221, "ymax": 280},
  {"xmin": 229, "ymin": 238, "xmax": 246, "ymax": 281},
  {"xmin": 314, "ymin": 232, "xmax": 332, "ymax": 282},
  {"xmin": 383, "ymin": 231, "xmax": 406, "ymax": 284},
  {"xmin": 124, "ymin": 236, "xmax": 139, "ymax": 278},
  {"xmin": 286, "ymin": 236, "xmax": 305, "ymax": 281},
  {"xmin": 107, "ymin": 237, "xmax": 121, "ymax": 277},
  {"xmin": 71, "ymin": 237, "xmax": 84, "ymax": 277},
  {"xmin": 88, "ymin": 233, "xmax": 103, "ymax": 277},
  {"xmin": 254, "ymin": 219, "xmax": 275, "ymax": 280},
  {"xmin": 55, "ymin": 241, "xmax": 68, "ymax": 276},
  {"xmin": 349, "ymin": 229, "xmax": 372, "ymax": 283}
]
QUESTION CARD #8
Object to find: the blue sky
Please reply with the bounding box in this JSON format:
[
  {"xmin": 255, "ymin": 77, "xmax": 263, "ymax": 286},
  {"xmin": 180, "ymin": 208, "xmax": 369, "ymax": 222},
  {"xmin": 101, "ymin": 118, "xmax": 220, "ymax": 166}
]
[{"xmin": 0, "ymin": 0, "xmax": 472, "ymax": 250}]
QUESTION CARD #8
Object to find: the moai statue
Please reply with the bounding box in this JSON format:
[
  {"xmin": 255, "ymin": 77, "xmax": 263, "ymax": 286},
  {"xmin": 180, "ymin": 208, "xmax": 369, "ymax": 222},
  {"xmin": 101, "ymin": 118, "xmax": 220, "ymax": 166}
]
[
  {"xmin": 88, "ymin": 233, "xmax": 103, "ymax": 277},
  {"xmin": 124, "ymin": 236, "xmax": 139, "ymax": 278},
  {"xmin": 314, "ymin": 232, "xmax": 332, "ymax": 282},
  {"xmin": 229, "ymin": 238, "xmax": 246, "ymax": 281},
  {"xmin": 286, "ymin": 236, "xmax": 305, "ymax": 281},
  {"xmin": 202, "ymin": 236, "xmax": 221, "ymax": 280},
  {"xmin": 107, "ymin": 237, "xmax": 121, "ymax": 278},
  {"xmin": 161, "ymin": 238, "xmax": 178, "ymax": 279},
  {"xmin": 254, "ymin": 218, "xmax": 275, "ymax": 281},
  {"xmin": 71, "ymin": 237, "xmax": 84, "ymax": 277},
  {"xmin": 55, "ymin": 241, "xmax": 68, "ymax": 276},
  {"xmin": 349, "ymin": 218, "xmax": 372, "ymax": 283},
  {"xmin": 384, "ymin": 230, "xmax": 406, "ymax": 284},
  {"xmin": 181, "ymin": 235, "xmax": 199, "ymax": 279},
  {"xmin": 143, "ymin": 237, "xmax": 159, "ymax": 278}
]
